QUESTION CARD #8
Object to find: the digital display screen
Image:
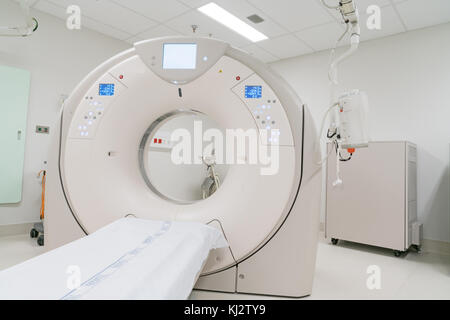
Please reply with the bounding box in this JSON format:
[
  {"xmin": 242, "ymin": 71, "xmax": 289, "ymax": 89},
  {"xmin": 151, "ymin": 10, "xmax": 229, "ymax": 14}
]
[
  {"xmin": 163, "ymin": 43, "xmax": 197, "ymax": 70},
  {"xmin": 99, "ymin": 83, "xmax": 115, "ymax": 96},
  {"xmin": 245, "ymin": 85, "xmax": 262, "ymax": 99}
]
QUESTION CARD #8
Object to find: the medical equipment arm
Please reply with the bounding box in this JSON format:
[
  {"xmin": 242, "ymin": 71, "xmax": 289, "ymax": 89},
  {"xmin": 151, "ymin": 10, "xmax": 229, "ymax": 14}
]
[
  {"xmin": 319, "ymin": 0, "xmax": 369, "ymax": 186},
  {"xmin": 0, "ymin": 0, "xmax": 38, "ymax": 37}
]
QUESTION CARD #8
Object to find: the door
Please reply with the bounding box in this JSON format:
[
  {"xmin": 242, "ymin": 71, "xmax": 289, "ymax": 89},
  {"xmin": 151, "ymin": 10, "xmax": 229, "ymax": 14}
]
[{"xmin": 0, "ymin": 65, "xmax": 31, "ymax": 203}]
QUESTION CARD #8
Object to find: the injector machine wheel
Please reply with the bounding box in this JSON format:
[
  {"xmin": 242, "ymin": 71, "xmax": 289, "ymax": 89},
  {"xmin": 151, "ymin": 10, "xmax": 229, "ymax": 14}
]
[
  {"xmin": 30, "ymin": 228, "xmax": 39, "ymax": 238},
  {"xmin": 37, "ymin": 235, "xmax": 44, "ymax": 246},
  {"xmin": 393, "ymin": 250, "xmax": 403, "ymax": 257}
]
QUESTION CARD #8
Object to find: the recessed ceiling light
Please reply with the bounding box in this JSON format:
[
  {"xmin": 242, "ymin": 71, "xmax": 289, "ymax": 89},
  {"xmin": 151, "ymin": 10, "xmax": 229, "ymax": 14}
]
[{"xmin": 198, "ymin": 2, "xmax": 268, "ymax": 43}]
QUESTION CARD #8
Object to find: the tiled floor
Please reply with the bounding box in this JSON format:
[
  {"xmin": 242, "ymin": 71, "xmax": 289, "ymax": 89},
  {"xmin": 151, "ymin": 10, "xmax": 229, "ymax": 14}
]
[{"xmin": 1, "ymin": 234, "xmax": 449, "ymax": 299}]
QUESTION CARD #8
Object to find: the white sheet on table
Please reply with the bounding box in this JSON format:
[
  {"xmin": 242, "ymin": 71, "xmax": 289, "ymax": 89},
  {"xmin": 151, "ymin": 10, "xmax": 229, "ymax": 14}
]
[{"xmin": 0, "ymin": 218, "xmax": 228, "ymax": 300}]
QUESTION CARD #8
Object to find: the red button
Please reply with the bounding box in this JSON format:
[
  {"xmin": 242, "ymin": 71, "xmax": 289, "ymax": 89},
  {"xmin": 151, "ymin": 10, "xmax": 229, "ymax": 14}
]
[
  {"xmin": 236, "ymin": 76, "xmax": 240, "ymax": 81},
  {"xmin": 158, "ymin": 139, "xmax": 162, "ymax": 144},
  {"xmin": 153, "ymin": 138, "xmax": 157, "ymax": 143}
]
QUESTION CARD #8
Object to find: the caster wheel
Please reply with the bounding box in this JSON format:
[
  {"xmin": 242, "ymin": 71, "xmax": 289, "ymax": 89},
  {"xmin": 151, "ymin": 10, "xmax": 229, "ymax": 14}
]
[
  {"xmin": 412, "ymin": 245, "xmax": 421, "ymax": 253},
  {"xmin": 30, "ymin": 228, "xmax": 39, "ymax": 238},
  {"xmin": 331, "ymin": 238, "xmax": 339, "ymax": 245},
  {"xmin": 394, "ymin": 250, "xmax": 402, "ymax": 257},
  {"xmin": 37, "ymin": 235, "xmax": 44, "ymax": 246}
]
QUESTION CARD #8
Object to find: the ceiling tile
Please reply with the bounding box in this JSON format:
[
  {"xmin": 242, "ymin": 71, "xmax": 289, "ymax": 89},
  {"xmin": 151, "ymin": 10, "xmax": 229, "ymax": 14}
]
[
  {"xmin": 165, "ymin": 10, "xmax": 252, "ymax": 47},
  {"xmin": 247, "ymin": 0, "xmax": 333, "ymax": 32},
  {"xmin": 110, "ymin": 0, "xmax": 190, "ymax": 22},
  {"xmin": 295, "ymin": 21, "xmax": 345, "ymax": 52},
  {"xmin": 241, "ymin": 44, "xmax": 279, "ymax": 63},
  {"xmin": 355, "ymin": 0, "xmax": 391, "ymax": 11},
  {"xmin": 136, "ymin": 24, "xmax": 183, "ymax": 40},
  {"xmin": 45, "ymin": 0, "xmax": 158, "ymax": 34},
  {"xmin": 34, "ymin": 0, "xmax": 132, "ymax": 40},
  {"xmin": 213, "ymin": 0, "xmax": 287, "ymax": 38},
  {"xmin": 359, "ymin": 4, "xmax": 406, "ymax": 41},
  {"xmin": 13, "ymin": 0, "xmax": 39, "ymax": 6},
  {"xmin": 257, "ymin": 34, "xmax": 313, "ymax": 59},
  {"xmin": 395, "ymin": 0, "xmax": 450, "ymax": 31},
  {"xmin": 177, "ymin": 0, "xmax": 210, "ymax": 9}
]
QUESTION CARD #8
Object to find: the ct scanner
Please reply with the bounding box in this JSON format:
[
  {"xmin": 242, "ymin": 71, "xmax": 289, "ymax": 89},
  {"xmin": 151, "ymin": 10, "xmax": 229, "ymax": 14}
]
[{"xmin": 45, "ymin": 37, "xmax": 322, "ymax": 298}]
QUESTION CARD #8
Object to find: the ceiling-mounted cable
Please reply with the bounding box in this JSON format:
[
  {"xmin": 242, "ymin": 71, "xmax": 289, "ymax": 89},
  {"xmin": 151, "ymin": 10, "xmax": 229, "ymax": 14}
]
[{"xmin": 0, "ymin": 0, "xmax": 39, "ymax": 37}]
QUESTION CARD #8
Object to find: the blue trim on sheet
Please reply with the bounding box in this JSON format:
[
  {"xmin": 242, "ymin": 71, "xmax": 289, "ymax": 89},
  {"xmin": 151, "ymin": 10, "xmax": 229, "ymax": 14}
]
[{"xmin": 60, "ymin": 221, "xmax": 172, "ymax": 300}]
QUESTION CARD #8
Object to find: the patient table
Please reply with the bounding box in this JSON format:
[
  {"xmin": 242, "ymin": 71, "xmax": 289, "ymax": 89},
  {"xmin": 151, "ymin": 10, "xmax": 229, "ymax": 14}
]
[{"xmin": 0, "ymin": 218, "xmax": 228, "ymax": 299}]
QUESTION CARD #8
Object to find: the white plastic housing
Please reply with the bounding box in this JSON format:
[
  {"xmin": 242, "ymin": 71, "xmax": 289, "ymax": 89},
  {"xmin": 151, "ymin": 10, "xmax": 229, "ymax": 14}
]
[{"xmin": 338, "ymin": 90, "xmax": 369, "ymax": 149}]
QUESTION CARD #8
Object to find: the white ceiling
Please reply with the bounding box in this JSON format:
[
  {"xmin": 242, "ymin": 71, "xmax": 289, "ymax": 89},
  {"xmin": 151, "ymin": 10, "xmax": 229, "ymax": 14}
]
[{"xmin": 22, "ymin": 0, "xmax": 450, "ymax": 62}]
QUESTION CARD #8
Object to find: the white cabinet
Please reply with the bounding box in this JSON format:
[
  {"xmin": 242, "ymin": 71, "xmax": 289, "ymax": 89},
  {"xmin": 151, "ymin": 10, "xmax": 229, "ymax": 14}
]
[{"xmin": 326, "ymin": 141, "xmax": 418, "ymax": 253}]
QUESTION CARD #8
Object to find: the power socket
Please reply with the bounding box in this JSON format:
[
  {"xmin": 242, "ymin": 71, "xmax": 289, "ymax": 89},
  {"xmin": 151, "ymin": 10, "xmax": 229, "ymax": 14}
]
[{"xmin": 36, "ymin": 125, "xmax": 50, "ymax": 134}]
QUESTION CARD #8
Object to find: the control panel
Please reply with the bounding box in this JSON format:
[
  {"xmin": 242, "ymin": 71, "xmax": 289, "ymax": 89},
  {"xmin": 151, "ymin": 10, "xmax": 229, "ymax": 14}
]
[
  {"xmin": 135, "ymin": 37, "xmax": 228, "ymax": 85},
  {"xmin": 232, "ymin": 74, "xmax": 293, "ymax": 146},
  {"xmin": 69, "ymin": 73, "xmax": 125, "ymax": 140}
]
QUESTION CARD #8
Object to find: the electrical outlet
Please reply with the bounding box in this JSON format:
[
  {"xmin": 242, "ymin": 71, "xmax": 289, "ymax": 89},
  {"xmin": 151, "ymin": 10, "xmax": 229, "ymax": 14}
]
[{"xmin": 36, "ymin": 125, "xmax": 50, "ymax": 134}]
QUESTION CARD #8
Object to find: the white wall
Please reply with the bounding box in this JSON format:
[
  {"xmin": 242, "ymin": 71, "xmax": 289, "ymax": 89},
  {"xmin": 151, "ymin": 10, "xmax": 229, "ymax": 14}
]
[
  {"xmin": 271, "ymin": 22, "xmax": 450, "ymax": 243},
  {"xmin": 1, "ymin": 0, "xmax": 449, "ymax": 244},
  {"xmin": 0, "ymin": 0, "xmax": 129, "ymax": 225}
]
